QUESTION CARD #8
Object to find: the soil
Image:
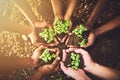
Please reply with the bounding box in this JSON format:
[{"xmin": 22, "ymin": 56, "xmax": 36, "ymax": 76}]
[
  {"xmin": 64, "ymin": 52, "xmax": 84, "ymax": 69},
  {"xmin": 67, "ymin": 31, "xmax": 89, "ymax": 47},
  {"xmin": 0, "ymin": 0, "xmax": 120, "ymax": 80},
  {"xmin": 38, "ymin": 49, "xmax": 56, "ymax": 67}
]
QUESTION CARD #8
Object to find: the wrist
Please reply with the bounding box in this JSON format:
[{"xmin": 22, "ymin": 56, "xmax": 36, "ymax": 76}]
[
  {"xmin": 85, "ymin": 62, "xmax": 99, "ymax": 73},
  {"xmin": 84, "ymin": 62, "xmax": 98, "ymax": 73}
]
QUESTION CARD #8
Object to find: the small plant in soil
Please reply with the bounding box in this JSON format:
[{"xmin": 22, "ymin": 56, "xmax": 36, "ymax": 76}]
[
  {"xmin": 67, "ymin": 52, "xmax": 81, "ymax": 70},
  {"xmin": 54, "ymin": 18, "xmax": 70, "ymax": 34},
  {"xmin": 39, "ymin": 49, "xmax": 56, "ymax": 63},
  {"xmin": 39, "ymin": 27, "xmax": 55, "ymax": 43},
  {"xmin": 72, "ymin": 24, "xmax": 87, "ymax": 47},
  {"xmin": 56, "ymin": 77, "xmax": 63, "ymax": 80}
]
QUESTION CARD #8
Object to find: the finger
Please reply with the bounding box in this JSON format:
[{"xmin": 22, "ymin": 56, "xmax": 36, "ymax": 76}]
[
  {"xmin": 75, "ymin": 48, "xmax": 88, "ymax": 54},
  {"xmin": 62, "ymin": 50, "xmax": 67, "ymax": 61},
  {"xmin": 83, "ymin": 41, "xmax": 93, "ymax": 48},
  {"xmin": 60, "ymin": 62, "xmax": 68, "ymax": 72},
  {"xmin": 56, "ymin": 49, "xmax": 60, "ymax": 56},
  {"xmin": 75, "ymin": 49, "xmax": 91, "ymax": 61},
  {"xmin": 52, "ymin": 57, "xmax": 60, "ymax": 67}
]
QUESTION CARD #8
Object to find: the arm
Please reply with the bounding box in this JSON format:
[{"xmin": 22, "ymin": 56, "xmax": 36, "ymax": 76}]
[
  {"xmin": 95, "ymin": 16, "xmax": 120, "ymax": 36},
  {"xmin": 10, "ymin": 0, "xmax": 37, "ymax": 27},
  {"xmin": 69, "ymin": 48, "xmax": 120, "ymax": 80},
  {"xmin": 0, "ymin": 56, "xmax": 33, "ymax": 74},
  {"xmin": 85, "ymin": 0, "xmax": 109, "ymax": 30},
  {"xmin": 64, "ymin": 0, "xmax": 77, "ymax": 20},
  {"xmin": 87, "ymin": 63, "xmax": 120, "ymax": 80},
  {"xmin": 83, "ymin": 16, "xmax": 120, "ymax": 48},
  {"xmin": 51, "ymin": 0, "xmax": 63, "ymax": 19},
  {"xmin": 0, "ymin": 16, "xmax": 32, "ymax": 35}
]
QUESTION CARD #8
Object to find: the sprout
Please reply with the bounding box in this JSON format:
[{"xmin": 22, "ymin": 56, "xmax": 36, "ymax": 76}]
[
  {"xmin": 56, "ymin": 78, "xmax": 62, "ymax": 80},
  {"xmin": 72, "ymin": 24, "xmax": 87, "ymax": 46},
  {"xmin": 39, "ymin": 27, "xmax": 55, "ymax": 43},
  {"xmin": 39, "ymin": 49, "xmax": 56, "ymax": 63},
  {"xmin": 68, "ymin": 52, "xmax": 81, "ymax": 70},
  {"xmin": 54, "ymin": 19, "xmax": 70, "ymax": 34}
]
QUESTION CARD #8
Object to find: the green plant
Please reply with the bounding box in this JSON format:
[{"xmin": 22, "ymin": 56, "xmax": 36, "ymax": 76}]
[
  {"xmin": 54, "ymin": 18, "xmax": 70, "ymax": 34},
  {"xmin": 39, "ymin": 49, "xmax": 56, "ymax": 63},
  {"xmin": 67, "ymin": 52, "xmax": 80, "ymax": 70},
  {"xmin": 39, "ymin": 27, "xmax": 55, "ymax": 43},
  {"xmin": 73, "ymin": 24, "xmax": 87, "ymax": 47},
  {"xmin": 56, "ymin": 77, "xmax": 62, "ymax": 80}
]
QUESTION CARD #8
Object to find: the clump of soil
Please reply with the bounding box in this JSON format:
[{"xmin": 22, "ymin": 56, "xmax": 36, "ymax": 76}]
[
  {"xmin": 38, "ymin": 49, "xmax": 56, "ymax": 67},
  {"xmin": 64, "ymin": 51, "xmax": 84, "ymax": 69},
  {"xmin": 67, "ymin": 31, "xmax": 89, "ymax": 47}
]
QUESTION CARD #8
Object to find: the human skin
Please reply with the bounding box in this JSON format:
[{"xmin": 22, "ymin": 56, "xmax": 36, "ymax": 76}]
[
  {"xmin": 30, "ymin": 57, "xmax": 60, "ymax": 80},
  {"xmin": 60, "ymin": 49, "xmax": 91, "ymax": 80},
  {"xmin": 84, "ymin": 16, "xmax": 120, "ymax": 48},
  {"xmin": 85, "ymin": 0, "xmax": 109, "ymax": 30},
  {"xmin": 63, "ymin": 48, "xmax": 120, "ymax": 80},
  {"xmin": 0, "ymin": 56, "xmax": 34, "ymax": 74}
]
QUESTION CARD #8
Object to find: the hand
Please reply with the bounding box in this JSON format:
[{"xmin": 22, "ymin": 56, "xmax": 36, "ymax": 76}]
[
  {"xmin": 66, "ymin": 48, "xmax": 95, "ymax": 72},
  {"xmin": 31, "ymin": 57, "xmax": 60, "ymax": 80},
  {"xmin": 28, "ymin": 21, "xmax": 52, "ymax": 47},
  {"xmin": 31, "ymin": 46, "xmax": 60, "ymax": 68},
  {"xmin": 60, "ymin": 62, "xmax": 91, "ymax": 80},
  {"xmin": 83, "ymin": 30, "xmax": 97, "ymax": 48}
]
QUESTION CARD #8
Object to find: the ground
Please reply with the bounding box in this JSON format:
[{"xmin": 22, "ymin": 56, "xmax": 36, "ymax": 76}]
[{"xmin": 0, "ymin": 0, "xmax": 120, "ymax": 80}]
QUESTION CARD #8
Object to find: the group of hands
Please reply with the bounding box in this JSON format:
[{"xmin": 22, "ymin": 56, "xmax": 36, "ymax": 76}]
[
  {"xmin": 27, "ymin": 17, "xmax": 97, "ymax": 80},
  {"xmin": 28, "ymin": 18, "xmax": 97, "ymax": 48},
  {"xmin": 31, "ymin": 47, "xmax": 94, "ymax": 80}
]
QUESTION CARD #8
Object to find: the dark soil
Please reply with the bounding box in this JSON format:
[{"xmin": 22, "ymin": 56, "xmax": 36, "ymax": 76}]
[
  {"xmin": 67, "ymin": 31, "xmax": 89, "ymax": 47},
  {"xmin": 64, "ymin": 52, "xmax": 84, "ymax": 69}
]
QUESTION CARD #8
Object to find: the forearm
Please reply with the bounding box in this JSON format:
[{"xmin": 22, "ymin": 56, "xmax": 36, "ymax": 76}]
[
  {"xmin": 85, "ymin": 0, "xmax": 109, "ymax": 30},
  {"xmin": 95, "ymin": 16, "xmax": 120, "ymax": 36},
  {"xmin": 0, "ymin": 16, "xmax": 32, "ymax": 35},
  {"xmin": 0, "ymin": 56, "xmax": 34, "ymax": 74},
  {"xmin": 64, "ymin": 0, "xmax": 77, "ymax": 20},
  {"xmin": 10, "ymin": 0, "xmax": 37, "ymax": 27},
  {"xmin": 30, "ymin": 68, "xmax": 45, "ymax": 80},
  {"xmin": 51, "ymin": 0, "xmax": 63, "ymax": 19},
  {"xmin": 87, "ymin": 63, "xmax": 120, "ymax": 80}
]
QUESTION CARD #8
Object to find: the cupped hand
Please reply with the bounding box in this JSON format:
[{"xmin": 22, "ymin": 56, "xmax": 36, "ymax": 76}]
[
  {"xmin": 60, "ymin": 62, "xmax": 91, "ymax": 80},
  {"xmin": 31, "ymin": 46, "xmax": 60, "ymax": 68},
  {"xmin": 28, "ymin": 21, "xmax": 53, "ymax": 47},
  {"xmin": 31, "ymin": 57, "xmax": 60, "ymax": 80},
  {"xmin": 83, "ymin": 30, "xmax": 97, "ymax": 48},
  {"xmin": 65, "ymin": 48, "xmax": 95, "ymax": 72}
]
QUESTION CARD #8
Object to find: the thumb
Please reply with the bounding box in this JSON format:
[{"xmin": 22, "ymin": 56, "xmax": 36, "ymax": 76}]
[
  {"xmin": 52, "ymin": 57, "xmax": 60, "ymax": 67},
  {"xmin": 60, "ymin": 62, "xmax": 68, "ymax": 72}
]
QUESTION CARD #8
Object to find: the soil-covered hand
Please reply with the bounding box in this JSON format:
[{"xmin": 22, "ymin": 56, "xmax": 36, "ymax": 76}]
[
  {"xmin": 83, "ymin": 30, "xmax": 97, "ymax": 48},
  {"xmin": 31, "ymin": 46, "xmax": 60, "ymax": 68},
  {"xmin": 60, "ymin": 62, "xmax": 91, "ymax": 80},
  {"xmin": 28, "ymin": 21, "xmax": 52, "ymax": 47},
  {"xmin": 66, "ymin": 48, "xmax": 95, "ymax": 72},
  {"xmin": 30, "ymin": 57, "xmax": 60, "ymax": 80}
]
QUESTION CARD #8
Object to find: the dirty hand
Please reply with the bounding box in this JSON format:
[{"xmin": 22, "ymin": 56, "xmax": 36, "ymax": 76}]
[
  {"xmin": 28, "ymin": 21, "xmax": 52, "ymax": 47},
  {"xmin": 83, "ymin": 30, "xmax": 97, "ymax": 48},
  {"xmin": 66, "ymin": 48, "xmax": 95, "ymax": 72},
  {"xmin": 60, "ymin": 62, "xmax": 91, "ymax": 80},
  {"xmin": 31, "ymin": 57, "xmax": 60, "ymax": 80}
]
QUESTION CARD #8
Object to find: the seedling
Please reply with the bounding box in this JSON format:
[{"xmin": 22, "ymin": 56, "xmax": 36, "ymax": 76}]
[
  {"xmin": 39, "ymin": 49, "xmax": 56, "ymax": 63},
  {"xmin": 73, "ymin": 24, "xmax": 87, "ymax": 47},
  {"xmin": 67, "ymin": 52, "xmax": 81, "ymax": 70},
  {"xmin": 56, "ymin": 78, "xmax": 62, "ymax": 80},
  {"xmin": 39, "ymin": 27, "xmax": 55, "ymax": 43},
  {"xmin": 54, "ymin": 18, "xmax": 70, "ymax": 34}
]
